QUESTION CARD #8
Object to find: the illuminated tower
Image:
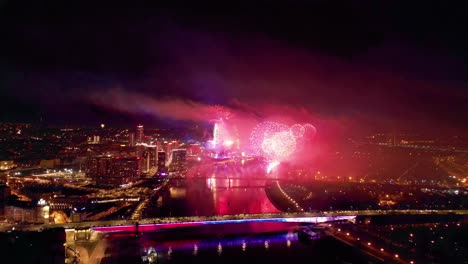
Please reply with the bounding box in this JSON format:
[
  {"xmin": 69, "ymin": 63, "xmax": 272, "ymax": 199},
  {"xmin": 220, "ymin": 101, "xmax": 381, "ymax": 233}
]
[
  {"xmin": 136, "ymin": 124, "xmax": 144, "ymax": 158},
  {"xmin": 213, "ymin": 122, "xmax": 220, "ymax": 147},
  {"xmin": 136, "ymin": 124, "xmax": 144, "ymax": 143}
]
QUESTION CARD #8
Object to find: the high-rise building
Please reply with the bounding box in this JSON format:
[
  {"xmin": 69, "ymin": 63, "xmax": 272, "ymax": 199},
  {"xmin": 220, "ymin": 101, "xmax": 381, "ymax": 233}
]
[
  {"xmin": 97, "ymin": 157, "xmax": 112, "ymax": 178},
  {"xmin": 166, "ymin": 140, "xmax": 178, "ymax": 156},
  {"xmin": 86, "ymin": 157, "xmax": 99, "ymax": 178},
  {"xmin": 169, "ymin": 149, "xmax": 187, "ymax": 173},
  {"xmin": 86, "ymin": 156, "xmax": 137, "ymax": 186},
  {"xmin": 166, "ymin": 142, "xmax": 173, "ymax": 156},
  {"xmin": 85, "ymin": 156, "xmax": 112, "ymax": 183},
  {"xmin": 151, "ymin": 147, "xmax": 158, "ymax": 169},
  {"xmin": 129, "ymin": 133, "xmax": 135, "ymax": 147},
  {"xmin": 110, "ymin": 157, "xmax": 141, "ymax": 185},
  {"xmin": 137, "ymin": 124, "xmax": 144, "ymax": 143},
  {"xmin": 143, "ymin": 148, "xmax": 158, "ymax": 173},
  {"xmin": 156, "ymin": 141, "xmax": 162, "ymax": 152},
  {"xmin": 136, "ymin": 125, "xmax": 144, "ymax": 158},
  {"xmin": 157, "ymin": 151, "xmax": 167, "ymax": 175}
]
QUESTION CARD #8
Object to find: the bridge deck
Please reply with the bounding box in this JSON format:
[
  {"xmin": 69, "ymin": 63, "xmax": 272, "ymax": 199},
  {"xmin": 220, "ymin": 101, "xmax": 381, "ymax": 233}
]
[{"xmin": 3, "ymin": 209, "xmax": 467, "ymax": 232}]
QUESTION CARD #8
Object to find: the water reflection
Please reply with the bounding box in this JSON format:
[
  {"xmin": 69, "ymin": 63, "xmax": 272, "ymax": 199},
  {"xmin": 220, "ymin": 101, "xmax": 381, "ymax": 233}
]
[
  {"xmin": 142, "ymin": 231, "xmax": 299, "ymax": 253},
  {"xmin": 153, "ymin": 161, "xmax": 281, "ymax": 217}
]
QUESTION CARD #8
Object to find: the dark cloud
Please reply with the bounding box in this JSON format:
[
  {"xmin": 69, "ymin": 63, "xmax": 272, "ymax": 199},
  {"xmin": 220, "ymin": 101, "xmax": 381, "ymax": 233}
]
[{"xmin": 0, "ymin": 0, "xmax": 467, "ymax": 134}]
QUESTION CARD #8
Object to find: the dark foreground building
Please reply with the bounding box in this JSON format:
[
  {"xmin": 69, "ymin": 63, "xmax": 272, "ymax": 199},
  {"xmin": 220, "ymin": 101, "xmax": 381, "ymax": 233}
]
[{"xmin": 0, "ymin": 227, "xmax": 65, "ymax": 263}]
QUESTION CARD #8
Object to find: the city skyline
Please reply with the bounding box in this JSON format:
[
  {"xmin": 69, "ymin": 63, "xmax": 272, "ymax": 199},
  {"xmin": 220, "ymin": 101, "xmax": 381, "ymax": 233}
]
[{"xmin": 1, "ymin": 2, "xmax": 467, "ymax": 263}]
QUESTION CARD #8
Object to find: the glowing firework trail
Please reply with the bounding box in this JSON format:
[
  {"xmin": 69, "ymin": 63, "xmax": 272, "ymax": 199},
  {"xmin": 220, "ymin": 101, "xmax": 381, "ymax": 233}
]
[{"xmin": 266, "ymin": 161, "xmax": 280, "ymax": 174}]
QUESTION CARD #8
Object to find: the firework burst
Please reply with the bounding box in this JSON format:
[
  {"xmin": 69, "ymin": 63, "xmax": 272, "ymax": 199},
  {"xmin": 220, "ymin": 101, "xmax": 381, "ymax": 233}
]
[{"xmin": 249, "ymin": 121, "xmax": 317, "ymax": 172}]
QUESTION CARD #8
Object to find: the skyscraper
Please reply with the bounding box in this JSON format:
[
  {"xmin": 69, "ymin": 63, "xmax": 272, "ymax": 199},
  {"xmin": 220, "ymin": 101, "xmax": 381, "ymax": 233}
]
[
  {"xmin": 143, "ymin": 148, "xmax": 158, "ymax": 173},
  {"xmin": 129, "ymin": 133, "xmax": 135, "ymax": 147},
  {"xmin": 169, "ymin": 149, "xmax": 187, "ymax": 174},
  {"xmin": 137, "ymin": 124, "xmax": 144, "ymax": 143},
  {"xmin": 157, "ymin": 151, "xmax": 167, "ymax": 175},
  {"xmin": 136, "ymin": 124, "xmax": 144, "ymax": 158},
  {"xmin": 166, "ymin": 140, "xmax": 178, "ymax": 155}
]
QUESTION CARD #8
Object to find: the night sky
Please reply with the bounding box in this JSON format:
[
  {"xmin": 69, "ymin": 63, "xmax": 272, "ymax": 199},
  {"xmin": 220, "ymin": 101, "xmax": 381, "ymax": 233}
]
[{"xmin": 1, "ymin": 0, "xmax": 467, "ymax": 133}]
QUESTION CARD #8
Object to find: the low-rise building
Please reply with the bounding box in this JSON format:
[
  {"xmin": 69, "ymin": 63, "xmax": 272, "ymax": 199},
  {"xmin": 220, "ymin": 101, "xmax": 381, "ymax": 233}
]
[
  {"xmin": 0, "ymin": 160, "xmax": 15, "ymax": 170},
  {"xmin": 39, "ymin": 159, "xmax": 61, "ymax": 169},
  {"xmin": 5, "ymin": 198, "xmax": 49, "ymax": 224}
]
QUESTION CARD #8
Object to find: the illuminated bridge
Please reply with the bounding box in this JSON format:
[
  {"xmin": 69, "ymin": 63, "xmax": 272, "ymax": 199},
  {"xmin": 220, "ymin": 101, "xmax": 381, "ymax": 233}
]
[
  {"xmin": 4, "ymin": 209, "xmax": 468, "ymax": 233},
  {"xmin": 92, "ymin": 215, "xmax": 355, "ymax": 233}
]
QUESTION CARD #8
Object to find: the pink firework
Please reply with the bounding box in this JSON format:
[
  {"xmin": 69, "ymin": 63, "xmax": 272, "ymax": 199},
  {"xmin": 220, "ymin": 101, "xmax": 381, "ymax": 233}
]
[
  {"xmin": 303, "ymin": 123, "xmax": 317, "ymax": 139},
  {"xmin": 249, "ymin": 121, "xmax": 296, "ymax": 162},
  {"xmin": 261, "ymin": 131, "xmax": 296, "ymax": 161},
  {"xmin": 250, "ymin": 121, "xmax": 288, "ymax": 155},
  {"xmin": 290, "ymin": 124, "xmax": 305, "ymax": 138}
]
